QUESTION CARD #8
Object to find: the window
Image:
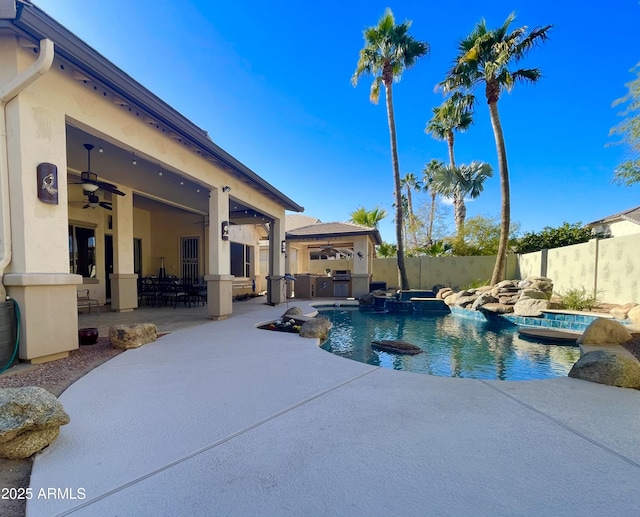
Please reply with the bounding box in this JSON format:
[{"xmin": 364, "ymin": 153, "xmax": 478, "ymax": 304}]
[
  {"xmin": 230, "ymin": 242, "xmax": 253, "ymax": 278},
  {"xmin": 69, "ymin": 224, "xmax": 96, "ymax": 278}
]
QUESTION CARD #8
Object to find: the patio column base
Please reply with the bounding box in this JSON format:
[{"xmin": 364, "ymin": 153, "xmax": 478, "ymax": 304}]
[
  {"xmin": 110, "ymin": 274, "xmax": 138, "ymax": 312},
  {"xmin": 205, "ymin": 274, "xmax": 233, "ymax": 320},
  {"xmin": 266, "ymin": 275, "xmax": 286, "ymax": 305},
  {"xmin": 351, "ymin": 274, "xmax": 371, "ymax": 299},
  {"xmin": 3, "ymin": 273, "xmax": 82, "ymax": 362}
]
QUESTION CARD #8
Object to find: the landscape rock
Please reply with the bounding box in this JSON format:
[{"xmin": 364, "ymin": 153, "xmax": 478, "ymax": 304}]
[
  {"xmin": 628, "ymin": 305, "xmax": 640, "ymax": 324},
  {"xmin": 471, "ymin": 293, "xmax": 498, "ymax": 310},
  {"xmin": 371, "ymin": 340, "xmax": 423, "ymax": 355},
  {"xmin": 499, "ymin": 295, "xmax": 520, "ymax": 305},
  {"xmin": 577, "ymin": 318, "xmax": 632, "ymax": 345},
  {"xmin": 569, "ymin": 350, "xmax": 640, "ymax": 388},
  {"xmin": 513, "ymin": 299, "xmax": 550, "ymax": 317},
  {"xmin": 0, "ymin": 387, "xmax": 70, "ymax": 459},
  {"xmin": 455, "ymin": 295, "xmax": 478, "ymax": 308},
  {"xmin": 299, "ymin": 317, "xmax": 332, "ymax": 341},
  {"xmin": 480, "ymin": 303, "xmax": 514, "ymax": 314},
  {"xmin": 109, "ymin": 323, "xmax": 158, "ymax": 350},
  {"xmin": 437, "ymin": 287, "xmax": 453, "ymax": 300},
  {"xmin": 519, "ymin": 289, "xmax": 548, "ymax": 301},
  {"xmin": 519, "ymin": 276, "xmax": 554, "ymax": 295},
  {"xmin": 282, "ymin": 306, "xmax": 303, "ymax": 318},
  {"xmin": 610, "ymin": 303, "xmax": 638, "ymax": 320},
  {"xmin": 444, "ymin": 292, "xmax": 463, "ymax": 306}
]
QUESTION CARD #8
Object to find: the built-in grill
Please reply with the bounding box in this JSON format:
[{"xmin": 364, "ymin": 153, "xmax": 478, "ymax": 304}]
[
  {"xmin": 331, "ymin": 270, "xmax": 351, "ymax": 297},
  {"xmin": 331, "ymin": 270, "xmax": 351, "ymax": 282}
]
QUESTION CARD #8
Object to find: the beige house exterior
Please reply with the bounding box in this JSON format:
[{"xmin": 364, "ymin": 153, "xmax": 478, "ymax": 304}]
[
  {"xmin": 0, "ymin": 2, "xmax": 302, "ymax": 363},
  {"xmin": 587, "ymin": 206, "xmax": 640, "ymax": 238}
]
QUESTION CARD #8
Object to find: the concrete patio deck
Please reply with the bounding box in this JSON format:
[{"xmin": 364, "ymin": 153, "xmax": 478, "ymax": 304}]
[{"xmin": 28, "ymin": 299, "xmax": 640, "ymax": 516}]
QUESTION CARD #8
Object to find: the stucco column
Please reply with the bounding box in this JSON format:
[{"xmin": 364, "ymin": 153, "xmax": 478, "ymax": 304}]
[
  {"xmin": 205, "ymin": 187, "xmax": 232, "ymax": 319},
  {"xmin": 351, "ymin": 236, "xmax": 371, "ymax": 298},
  {"xmin": 2, "ymin": 79, "xmax": 81, "ymax": 362},
  {"xmin": 110, "ymin": 185, "xmax": 137, "ymax": 311},
  {"xmin": 267, "ymin": 217, "xmax": 286, "ymax": 305}
]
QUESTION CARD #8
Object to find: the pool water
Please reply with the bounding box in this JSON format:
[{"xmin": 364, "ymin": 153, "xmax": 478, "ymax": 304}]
[{"xmin": 319, "ymin": 308, "xmax": 580, "ymax": 381}]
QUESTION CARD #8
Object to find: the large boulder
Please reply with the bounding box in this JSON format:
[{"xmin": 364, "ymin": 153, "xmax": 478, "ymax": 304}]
[
  {"xmin": 519, "ymin": 276, "xmax": 554, "ymax": 295},
  {"xmin": 610, "ymin": 303, "xmax": 638, "ymax": 320},
  {"xmin": 471, "ymin": 293, "xmax": 498, "ymax": 310},
  {"xmin": 455, "ymin": 295, "xmax": 478, "ymax": 308},
  {"xmin": 109, "ymin": 323, "xmax": 158, "ymax": 350},
  {"xmin": 299, "ymin": 317, "xmax": 332, "ymax": 341},
  {"xmin": 480, "ymin": 303, "xmax": 514, "ymax": 314},
  {"xmin": 577, "ymin": 318, "xmax": 632, "ymax": 345},
  {"xmin": 0, "ymin": 387, "xmax": 70, "ymax": 459},
  {"xmin": 569, "ymin": 350, "xmax": 640, "ymax": 388},
  {"xmin": 513, "ymin": 299, "xmax": 550, "ymax": 317},
  {"xmin": 628, "ymin": 305, "xmax": 640, "ymax": 324},
  {"xmin": 282, "ymin": 306, "xmax": 303, "ymax": 318},
  {"xmin": 519, "ymin": 289, "xmax": 548, "ymax": 301}
]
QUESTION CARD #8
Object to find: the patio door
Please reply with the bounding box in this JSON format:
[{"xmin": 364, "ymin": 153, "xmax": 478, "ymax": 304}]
[{"xmin": 180, "ymin": 236, "xmax": 200, "ymax": 282}]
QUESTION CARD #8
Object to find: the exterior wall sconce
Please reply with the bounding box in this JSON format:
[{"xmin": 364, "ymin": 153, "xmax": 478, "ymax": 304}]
[
  {"xmin": 221, "ymin": 221, "xmax": 229, "ymax": 240},
  {"xmin": 357, "ymin": 251, "xmax": 364, "ymax": 260},
  {"xmin": 222, "ymin": 185, "xmax": 231, "ymax": 193},
  {"xmin": 37, "ymin": 162, "xmax": 58, "ymax": 204},
  {"xmin": 281, "ymin": 240, "xmax": 286, "ymax": 253}
]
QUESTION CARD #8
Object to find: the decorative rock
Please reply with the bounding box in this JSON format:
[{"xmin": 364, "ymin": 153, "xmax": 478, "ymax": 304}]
[
  {"xmin": 498, "ymin": 295, "xmax": 520, "ymax": 305},
  {"xmin": 299, "ymin": 317, "xmax": 332, "ymax": 341},
  {"xmin": 444, "ymin": 292, "xmax": 463, "ymax": 306},
  {"xmin": 455, "ymin": 295, "xmax": 478, "ymax": 308},
  {"xmin": 480, "ymin": 303, "xmax": 514, "ymax": 314},
  {"xmin": 359, "ymin": 293, "xmax": 374, "ymax": 306},
  {"xmin": 513, "ymin": 299, "xmax": 550, "ymax": 317},
  {"xmin": 519, "ymin": 289, "xmax": 548, "ymax": 301},
  {"xmin": 109, "ymin": 323, "xmax": 158, "ymax": 350},
  {"xmin": 371, "ymin": 340, "xmax": 423, "ymax": 355},
  {"xmin": 471, "ymin": 293, "xmax": 498, "ymax": 310},
  {"xmin": 437, "ymin": 287, "xmax": 453, "ymax": 300},
  {"xmin": 0, "ymin": 387, "xmax": 70, "ymax": 459},
  {"xmin": 610, "ymin": 303, "xmax": 638, "ymax": 320},
  {"xmin": 577, "ymin": 318, "xmax": 632, "ymax": 345},
  {"xmin": 628, "ymin": 305, "xmax": 640, "ymax": 324},
  {"xmin": 496, "ymin": 280, "xmax": 518, "ymax": 289},
  {"xmin": 569, "ymin": 350, "xmax": 640, "ymax": 388},
  {"xmin": 282, "ymin": 306, "xmax": 303, "ymax": 318}
]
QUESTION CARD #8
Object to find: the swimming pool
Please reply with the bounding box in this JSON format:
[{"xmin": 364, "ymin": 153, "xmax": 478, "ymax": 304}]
[{"xmin": 319, "ymin": 308, "xmax": 580, "ymax": 381}]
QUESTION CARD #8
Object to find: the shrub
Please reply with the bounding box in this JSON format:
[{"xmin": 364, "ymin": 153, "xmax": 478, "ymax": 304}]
[
  {"xmin": 555, "ymin": 288, "xmax": 599, "ymax": 311},
  {"xmin": 514, "ymin": 222, "xmax": 594, "ymax": 254},
  {"xmin": 462, "ymin": 278, "xmax": 490, "ymax": 289}
]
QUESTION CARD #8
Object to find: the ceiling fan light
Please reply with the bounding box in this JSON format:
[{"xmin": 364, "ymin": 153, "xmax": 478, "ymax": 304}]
[{"xmin": 82, "ymin": 183, "xmax": 99, "ymax": 193}]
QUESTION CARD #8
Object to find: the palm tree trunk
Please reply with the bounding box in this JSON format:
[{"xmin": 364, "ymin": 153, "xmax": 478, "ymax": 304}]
[
  {"xmin": 488, "ymin": 100, "xmax": 510, "ymax": 285},
  {"xmin": 385, "ymin": 83, "xmax": 409, "ymax": 289},
  {"xmin": 447, "ymin": 131, "xmax": 456, "ymax": 168},
  {"xmin": 428, "ymin": 192, "xmax": 436, "ymax": 244}
]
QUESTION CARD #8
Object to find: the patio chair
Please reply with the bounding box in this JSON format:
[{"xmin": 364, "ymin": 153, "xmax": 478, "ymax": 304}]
[
  {"xmin": 138, "ymin": 277, "xmax": 161, "ymax": 307},
  {"xmin": 77, "ymin": 289, "xmax": 100, "ymax": 315},
  {"xmin": 160, "ymin": 281, "xmax": 190, "ymax": 309}
]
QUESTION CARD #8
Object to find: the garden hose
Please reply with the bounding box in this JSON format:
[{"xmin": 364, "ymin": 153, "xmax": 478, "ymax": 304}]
[{"xmin": 0, "ymin": 298, "xmax": 20, "ymax": 374}]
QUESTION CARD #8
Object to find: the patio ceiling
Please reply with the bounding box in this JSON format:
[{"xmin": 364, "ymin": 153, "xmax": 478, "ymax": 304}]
[{"xmin": 66, "ymin": 125, "xmax": 267, "ymax": 223}]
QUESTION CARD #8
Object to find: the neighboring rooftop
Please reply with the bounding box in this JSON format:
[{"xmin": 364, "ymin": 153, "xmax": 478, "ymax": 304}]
[
  {"xmin": 286, "ymin": 214, "xmax": 322, "ymax": 232},
  {"xmin": 587, "ymin": 206, "xmax": 640, "ymax": 226},
  {"xmin": 286, "ymin": 221, "xmax": 382, "ymax": 245}
]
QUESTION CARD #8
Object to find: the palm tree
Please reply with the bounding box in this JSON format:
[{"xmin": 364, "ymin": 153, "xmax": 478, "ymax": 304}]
[
  {"xmin": 401, "ymin": 172, "xmax": 422, "ymax": 248},
  {"xmin": 430, "ymin": 161, "xmax": 493, "ymax": 234},
  {"xmin": 376, "ymin": 242, "xmax": 397, "ymax": 258},
  {"xmin": 441, "ymin": 13, "xmax": 551, "ymax": 285},
  {"xmin": 426, "ymin": 91, "xmax": 475, "ymax": 168},
  {"xmin": 349, "ymin": 206, "xmax": 387, "ymax": 228},
  {"xmin": 422, "ymin": 159, "xmax": 444, "ymax": 244},
  {"xmin": 352, "ymin": 8, "xmax": 429, "ymax": 290}
]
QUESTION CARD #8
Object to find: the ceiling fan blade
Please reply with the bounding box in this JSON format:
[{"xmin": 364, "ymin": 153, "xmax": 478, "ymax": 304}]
[
  {"xmin": 82, "ymin": 204, "xmax": 90, "ymax": 209},
  {"xmin": 99, "ymin": 202, "xmax": 112, "ymax": 210},
  {"xmin": 97, "ymin": 181, "xmax": 125, "ymax": 196}
]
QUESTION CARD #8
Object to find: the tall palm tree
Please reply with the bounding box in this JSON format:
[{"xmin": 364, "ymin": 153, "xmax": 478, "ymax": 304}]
[
  {"xmin": 441, "ymin": 13, "xmax": 551, "ymax": 284},
  {"xmin": 430, "ymin": 161, "xmax": 493, "ymax": 234},
  {"xmin": 426, "ymin": 91, "xmax": 475, "ymax": 168},
  {"xmin": 349, "ymin": 206, "xmax": 387, "ymax": 228},
  {"xmin": 401, "ymin": 172, "xmax": 422, "ymax": 248},
  {"xmin": 422, "ymin": 159, "xmax": 444, "ymax": 244},
  {"xmin": 352, "ymin": 8, "xmax": 429, "ymax": 290}
]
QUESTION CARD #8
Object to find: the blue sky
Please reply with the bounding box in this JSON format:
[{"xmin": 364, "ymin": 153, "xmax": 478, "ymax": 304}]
[{"xmin": 36, "ymin": 0, "xmax": 640, "ymax": 242}]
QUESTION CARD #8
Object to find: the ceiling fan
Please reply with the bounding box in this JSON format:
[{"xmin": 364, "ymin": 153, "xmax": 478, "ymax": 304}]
[
  {"xmin": 70, "ymin": 144, "xmax": 126, "ymax": 196},
  {"xmin": 82, "ymin": 192, "xmax": 112, "ymax": 211}
]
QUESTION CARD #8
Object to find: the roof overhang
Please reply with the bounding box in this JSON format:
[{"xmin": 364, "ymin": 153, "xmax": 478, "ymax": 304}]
[{"xmin": 0, "ymin": 1, "xmax": 303, "ymax": 213}]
